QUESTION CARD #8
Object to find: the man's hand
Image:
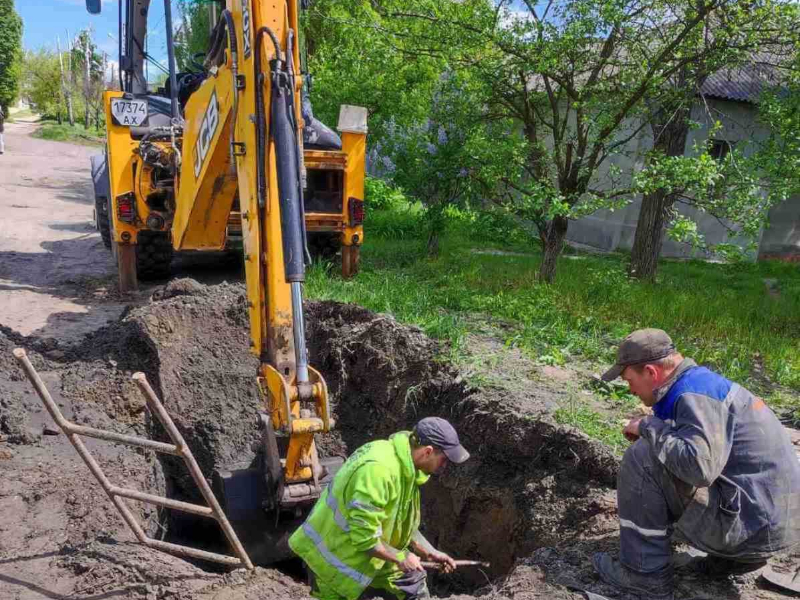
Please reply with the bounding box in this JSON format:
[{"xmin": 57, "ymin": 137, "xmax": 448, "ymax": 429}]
[
  {"xmin": 397, "ymin": 551, "xmax": 425, "ymax": 573},
  {"xmin": 623, "ymin": 417, "xmax": 643, "ymax": 442},
  {"xmin": 429, "ymin": 551, "xmax": 457, "ymax": 574}
]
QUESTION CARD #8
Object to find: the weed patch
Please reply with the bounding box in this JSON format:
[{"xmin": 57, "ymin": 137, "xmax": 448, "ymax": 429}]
[{"xmin": 33, "ymin": 121, "xmax": 103, "ymax": 146}]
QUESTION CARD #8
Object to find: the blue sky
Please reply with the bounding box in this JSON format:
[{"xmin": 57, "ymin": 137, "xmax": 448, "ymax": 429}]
[
  {"xmin": 18, "ymin": 0, "xmax": 176, "ymax": 80},
  {"xmin": 19, "ymin": 0, "xmax": 120, "ymax": 56}
]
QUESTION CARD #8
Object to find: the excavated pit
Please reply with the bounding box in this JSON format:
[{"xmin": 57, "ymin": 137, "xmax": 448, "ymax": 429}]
[{"xmin": 63, "ymin": 279, "xmax": 619, "ymax": 592}]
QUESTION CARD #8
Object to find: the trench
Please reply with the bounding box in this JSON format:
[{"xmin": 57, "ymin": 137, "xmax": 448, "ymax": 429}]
[{"xmin": 82, "ymin": 280, "xmax": 620, "ymax": 594}]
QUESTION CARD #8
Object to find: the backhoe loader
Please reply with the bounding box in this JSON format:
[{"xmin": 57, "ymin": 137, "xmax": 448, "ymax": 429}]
[
  {"xmin": 90, "ymin": 0, "xmax": 364, "ymax": 290},
  {"xmin": 78, "ymin": 0, "xmax": 366, "ymax": 565}
]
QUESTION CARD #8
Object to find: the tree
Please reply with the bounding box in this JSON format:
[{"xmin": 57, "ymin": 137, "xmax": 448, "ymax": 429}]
[
  {"xmin": 374, "ymin": 0, "xmax": 796, "ymax": 282},
  {"xmin": 22, "ymin": 49, "xmax": 64, "ymax": 120},
  {"xmin": 382, "ymin": 73, "xmax": 508, "ymax": 255},
  {"xmin": 628, "ymin": 8, "xmax": 798, "ymax": 281},
  {"xmin": 303, "ymin": 2, "xmax": 516, "ymax": 256},
  {"xmin": 302, "ymin": 0, "xmax": 443, "ymax": 144},
  {"xmin": 71, "ymin": 29, "xmax": 105, "ymax": 129},
  {"xmin": 175, "ymin": 0, "xmax": 212, "ymax": 72},
  {"xmin": 0, "ymin": 0, "xmax": 23, "ymax": 112}
]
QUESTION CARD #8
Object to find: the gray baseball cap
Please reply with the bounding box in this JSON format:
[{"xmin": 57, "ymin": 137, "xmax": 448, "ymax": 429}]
[
  {"xmin": 601, "ymin": 328, "xmax": 676, "ymax": 382},
  {"xmin": 414, "ymin": 417, "xmax": 470, "ymax": 464}
]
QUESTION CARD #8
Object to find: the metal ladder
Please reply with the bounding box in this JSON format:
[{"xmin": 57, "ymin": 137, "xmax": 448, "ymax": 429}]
[{"xmin": 13, "ymin": 348, "xmax": 254, "ymax": 570}]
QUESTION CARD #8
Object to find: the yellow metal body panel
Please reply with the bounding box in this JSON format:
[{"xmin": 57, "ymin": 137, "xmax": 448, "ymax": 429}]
[
  {"xmin": 172, "ymin": 70, "xmax": 239, "ymax": 250},
  {"xmin": 103, "ymin": 90, "xmax": 142, "ymax": 244},
  {"xmin": 342, "ymin": 131, "xmax": 366, "ymax": 246}
]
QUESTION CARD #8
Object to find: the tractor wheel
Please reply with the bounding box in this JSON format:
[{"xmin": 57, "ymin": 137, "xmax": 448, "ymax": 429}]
[
  {"xmin": 96, "ymin": 195, "xmax": 112, "ymax": 249},
  {"xmin": 136, "ymin": 231, "xmax": 173, "ymax": 280}
]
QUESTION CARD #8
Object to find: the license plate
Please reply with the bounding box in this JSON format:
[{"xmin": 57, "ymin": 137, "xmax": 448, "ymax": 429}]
[{"xmin": 110, "ymin": 98, "xmax": 149, "ymax": 127}]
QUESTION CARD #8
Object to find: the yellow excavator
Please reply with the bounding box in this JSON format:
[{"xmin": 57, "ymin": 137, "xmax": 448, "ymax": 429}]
[
  {"xmin": 82, "ymin": 0, "xmax": 365, "ymax": 564},
  {"xmin": 90, "ymin": 0, "xmax": 364, "ymax": 290}
]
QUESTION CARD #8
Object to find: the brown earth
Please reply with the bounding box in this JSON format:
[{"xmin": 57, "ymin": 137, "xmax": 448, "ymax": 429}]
[{"xmin": 3, "ymin": 280, "xmax": 800, "ymax": 600}]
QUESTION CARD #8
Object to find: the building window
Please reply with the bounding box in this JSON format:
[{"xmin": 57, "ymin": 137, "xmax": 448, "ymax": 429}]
[{"xmin": 709, "ymin": 139, "xmax": 732, "ymax": 161}]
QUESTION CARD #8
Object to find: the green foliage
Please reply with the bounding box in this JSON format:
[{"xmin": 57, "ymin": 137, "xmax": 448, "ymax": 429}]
[
  {"xmin": 367, "ymin": 207, "xmax": 424, "ymax": 240},
  {"xmin": 22, "ymin": 34, "xmax": 106, "ymax": 130},
  {"xmin": 554, "ymin": 404, "xmax": 629, "ymax": 455},
  {"xmin": 22, "ymin": 49, "xmax": 62, "ymax": 119},
  {"xmin": 446, "ymin": 208, "xmax": 539, "ymax": 249},
  {"xmin": 302, "ymin": 0, "xmax": 443, "ymax": 143},
  {"xmin": 33, "ymin": 120, "xmax": 103, "ymax": 145},
  {"xmin": 363, "ymin": 0, "xmax": 798, "ymax": 281},
  {"xmin": 175, "ymin": 0, "xmax": 212, "ymax": 72},
  {"xmin": 0, "ymin": 0, "xmax": 23, "ymax": 110},
  {"xmin": 364, "ymin": 177, "xmax": 407, "ymax": 210},
  {"xmin": 634, "ymin": 115, "xmax": 800, "ymax": 256}
]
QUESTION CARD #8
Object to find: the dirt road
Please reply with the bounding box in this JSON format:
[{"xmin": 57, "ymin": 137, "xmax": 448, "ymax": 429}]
[{"xmin": 0, "ymin": 120, "xmax": 123, "ymax": 344}]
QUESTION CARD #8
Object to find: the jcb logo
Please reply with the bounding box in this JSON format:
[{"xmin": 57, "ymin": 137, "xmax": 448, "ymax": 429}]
[
  {"xmin": 193, "ymin": 90, "xmax": 219, "ymax": 179},
  {"xmin": 242, "ymin": 0, "xmax": 252, "ymax": 59}
]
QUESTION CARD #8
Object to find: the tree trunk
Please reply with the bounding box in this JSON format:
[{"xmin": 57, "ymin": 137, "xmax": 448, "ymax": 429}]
[
  {"xmin": 539, "ymin": 216, "xmax": 569, "ymax": 283},
  {"xmin": 628, "ymin": 189, "xmax": 673, "ymax": 281},
  {"xmin": 427, "ymin": 230, "xmax": 440, "ymax": 256},
  {"xmin": 425, "ymin": 202, "xmax": 446, "ymax": 257},
  {"xmin": 629, "ymin": 82, "xmax": 697, "ymax": 281}
]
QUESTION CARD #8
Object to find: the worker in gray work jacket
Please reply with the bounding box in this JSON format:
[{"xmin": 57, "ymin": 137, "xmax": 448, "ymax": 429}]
[{"xmin": 593, "ymin": 329, "xmax": 800, "ymax": 599}]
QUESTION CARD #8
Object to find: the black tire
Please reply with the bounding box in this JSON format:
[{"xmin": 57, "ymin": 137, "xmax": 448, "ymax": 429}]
[
  {"xmin": 96, "ymin": 195, "xmax": 112, "ymax": 249},
  {"xmin": 136, "ymin": 231, "xmax": 173, "ymax": 280}
]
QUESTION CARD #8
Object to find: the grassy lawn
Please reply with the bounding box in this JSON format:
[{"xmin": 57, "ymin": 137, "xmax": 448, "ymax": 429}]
[
  {"xmin": 306, "ymin": 207, "xmax": 800, "ymax": 449},
  {"xmin": 33, "ymin": 120, "xmax": 104, "ymax": 146}
]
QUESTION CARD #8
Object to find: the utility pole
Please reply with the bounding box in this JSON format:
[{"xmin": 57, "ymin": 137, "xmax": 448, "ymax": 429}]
[
  {"xmin": 56, "ymin": 36, "xmax": 75, "ymax": 126},
  {"xmin": 83, "ymin": 32, "xmax": 91, "ymax": 130}
]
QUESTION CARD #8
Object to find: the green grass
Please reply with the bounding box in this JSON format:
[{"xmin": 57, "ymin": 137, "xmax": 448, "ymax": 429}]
[
  {"xmin": 307, "ymin": 208, "xmax": 800, "ymax": 412},
  {"xmin": 33, "ymin": 120, "xmax": 104, "ymax": 146},
  {"xmin": 8, "ymin": 108, "xmax": 36, "ymax": 123},
  {"xmin": 555, "ymin": 404, "xmax": 629, "ymax": 454}
]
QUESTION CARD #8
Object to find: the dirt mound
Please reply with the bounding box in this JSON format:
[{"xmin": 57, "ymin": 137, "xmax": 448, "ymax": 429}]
[
  {"xmin": 78, "ymin": 282, "xmax": 619, "ymax": 586},
  {"xmin": 5, "ymin": 278, "xmax": 800, "ymax": 599},
  {"xmin": 40, "ymin": 279, "xmax": 619, "ymax": 586}
]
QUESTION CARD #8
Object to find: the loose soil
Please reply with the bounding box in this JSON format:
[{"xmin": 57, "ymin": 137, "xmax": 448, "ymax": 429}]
[{"xmin": 3, "ymin": 279, "xmax": 800, "ymax": 600}]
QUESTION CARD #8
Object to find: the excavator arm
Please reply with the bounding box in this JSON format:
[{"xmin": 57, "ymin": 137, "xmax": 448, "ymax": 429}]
[
  {"xmin": 173, "ymin": 1, "xmax": 361, "ymax": 508},
  {"xmin": 90, "ymin": 0, "xmax": 366, "ymax": 532}
]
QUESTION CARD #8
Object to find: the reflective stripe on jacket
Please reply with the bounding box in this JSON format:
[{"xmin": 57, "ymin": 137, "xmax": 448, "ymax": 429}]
[{"xmin": 289, "ymin": 431, "xmax": 429, "ymax": 600}]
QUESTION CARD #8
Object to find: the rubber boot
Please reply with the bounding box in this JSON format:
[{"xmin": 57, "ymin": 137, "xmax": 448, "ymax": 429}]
[{"xmin": 592, "ymin": 552, "xmax": 674, "ymax": 599}]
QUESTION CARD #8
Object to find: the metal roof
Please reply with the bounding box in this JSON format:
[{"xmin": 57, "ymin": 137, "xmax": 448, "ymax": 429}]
[{"xmin": 699, "ymin": 58, "xmax": 783, "ymax": 104}]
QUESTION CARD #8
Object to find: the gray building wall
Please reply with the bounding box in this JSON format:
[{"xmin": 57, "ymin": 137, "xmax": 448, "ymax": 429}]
[{"xmin": 565, "ymin": 97, "xmax": 800, "ymax": 260}]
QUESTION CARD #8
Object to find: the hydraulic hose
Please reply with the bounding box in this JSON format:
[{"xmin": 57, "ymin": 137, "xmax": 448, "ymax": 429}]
[
  {"xmin": 287, "ymin": 30, "xmax": 312, "ymax": 265},
  {"xmin": 219, "ymin": 10, "xmax": 240, "ymax": 160},
  {"xmin": 254, "ymin": 28, "xmax": 283, "ymax": 209},
  {"xmin": 254, "ymin": 26, "xmax": 310, "ymax": 385}
]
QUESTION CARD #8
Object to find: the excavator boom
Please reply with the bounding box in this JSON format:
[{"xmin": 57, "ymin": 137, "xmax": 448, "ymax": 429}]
[{"xmin": 86, "ymin": 0, "xmax": 367, "ymax": 564}]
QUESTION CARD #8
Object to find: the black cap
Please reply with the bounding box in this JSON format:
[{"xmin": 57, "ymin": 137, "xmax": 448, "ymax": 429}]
[
  {"xmin": 601, "ymin": 328, "xmax": 676, "ymax": 381},
  {"xmin": 414, "ymin": 417, "xmax": 470, "ymax": 464}
]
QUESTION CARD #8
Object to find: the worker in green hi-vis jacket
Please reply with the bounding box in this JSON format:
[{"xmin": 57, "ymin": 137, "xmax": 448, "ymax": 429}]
[{"xmin": 289, "ymin": 417, "xmax": 470, "ymax": 600}]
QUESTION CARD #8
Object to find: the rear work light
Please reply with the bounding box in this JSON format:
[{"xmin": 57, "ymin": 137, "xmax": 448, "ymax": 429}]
[
  {"xmin": 348, "ymin": 197, "xmax": 365, "ymax": 226},
  {"xmin": 116, "ymin": 192, "xmax": 136, "ymax": 223}
]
